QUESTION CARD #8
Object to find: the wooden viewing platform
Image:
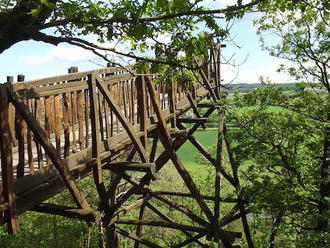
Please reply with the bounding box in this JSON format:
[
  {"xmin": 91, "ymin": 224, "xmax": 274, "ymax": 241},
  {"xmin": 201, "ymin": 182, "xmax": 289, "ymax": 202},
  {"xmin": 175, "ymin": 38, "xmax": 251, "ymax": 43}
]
[{"xmin": 0, "ymin": 44, "xmax": 245, "ymax": 247}]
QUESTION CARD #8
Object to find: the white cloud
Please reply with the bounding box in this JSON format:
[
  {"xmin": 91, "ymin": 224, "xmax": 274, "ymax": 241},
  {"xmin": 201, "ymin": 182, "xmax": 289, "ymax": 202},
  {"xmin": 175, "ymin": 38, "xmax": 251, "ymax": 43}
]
[{"xmin": 21, "ymin": 45, "xmax": 96, "ymax": 65}]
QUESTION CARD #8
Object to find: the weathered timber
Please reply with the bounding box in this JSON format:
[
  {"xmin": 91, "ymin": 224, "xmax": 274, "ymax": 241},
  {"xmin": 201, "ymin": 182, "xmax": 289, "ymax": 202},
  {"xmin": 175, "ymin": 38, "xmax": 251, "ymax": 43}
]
[
  {"xmin": 32, "ymin": 203, "xmax": 100, "ymax": 222},
  {"xmin": 116, "ymin": 219, "xmax": 206, "ymax": 233},
  {"xmin": 145, "ymin": 77, "xmax": 215, "ymax": 224},
  {"xmin": 0, "ymin": 85, "xmax": 20, "ymax": 233},
  {"xmin": 177, "ymin": 117, "xmax": 208, "ymax": 124}
]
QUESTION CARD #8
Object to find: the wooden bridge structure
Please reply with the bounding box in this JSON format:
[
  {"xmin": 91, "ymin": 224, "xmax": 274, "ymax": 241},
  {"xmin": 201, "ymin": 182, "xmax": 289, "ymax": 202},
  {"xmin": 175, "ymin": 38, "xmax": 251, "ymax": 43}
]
[{"xmin": 0, "ymin": 44, "xmax": 249, "ymax": 247}]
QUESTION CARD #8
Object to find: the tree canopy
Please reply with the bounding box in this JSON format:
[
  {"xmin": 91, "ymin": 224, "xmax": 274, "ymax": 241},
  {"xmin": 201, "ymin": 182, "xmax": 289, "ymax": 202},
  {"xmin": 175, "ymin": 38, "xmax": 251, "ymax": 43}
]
[{"xmin": 0, "ymin": 0, "xmax": 265, "ymax": 67}]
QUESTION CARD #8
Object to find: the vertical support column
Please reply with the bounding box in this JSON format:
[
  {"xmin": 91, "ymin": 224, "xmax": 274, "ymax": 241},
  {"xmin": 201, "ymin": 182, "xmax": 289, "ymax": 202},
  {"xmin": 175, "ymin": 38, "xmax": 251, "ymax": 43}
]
[
  {"xmin": 136, "ymin": 75, "xmax": 147, "ymax": 146},
  {"xmin": 87, "ymin": 73, "xmax": 103, "ymax": 184},
  {"xmin": 213, "ymin": 109, "xmax": 224, "ymax": 242},
  {"xmin": 16, "ymin": 74, "xmax": 26, "ymax": 178},
  {"xmin": 7, "ymin": 76, "xmax": 16, "ymax": 147},
  {"xmin": 134, "ymin": 74, "xmax": 149, "ymax": 248},
  {"xmin": 0, "ymin": 84, "xmax": 20, "ymax": 233},
  {"xmin": 69, "ymin": 66, "xmax": 78, "ymax": 153},
  {"xmin": 169, "ymin": 81, "xmax": 177, "ymax": 128}
]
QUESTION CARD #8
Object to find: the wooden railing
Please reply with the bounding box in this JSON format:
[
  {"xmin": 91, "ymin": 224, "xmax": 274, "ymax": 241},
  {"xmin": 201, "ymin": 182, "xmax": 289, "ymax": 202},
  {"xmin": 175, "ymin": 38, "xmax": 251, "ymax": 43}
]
[{"xmin": 0, "ymin": 64, "xmax": 217, "ymax": 232}]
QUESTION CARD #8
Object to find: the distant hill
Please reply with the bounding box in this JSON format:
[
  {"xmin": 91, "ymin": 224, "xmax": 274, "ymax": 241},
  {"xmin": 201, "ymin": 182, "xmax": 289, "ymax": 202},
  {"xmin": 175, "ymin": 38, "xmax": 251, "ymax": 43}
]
[{"xmin": 226, "ymin": 83, "xmax": 298, "ymax": 92}]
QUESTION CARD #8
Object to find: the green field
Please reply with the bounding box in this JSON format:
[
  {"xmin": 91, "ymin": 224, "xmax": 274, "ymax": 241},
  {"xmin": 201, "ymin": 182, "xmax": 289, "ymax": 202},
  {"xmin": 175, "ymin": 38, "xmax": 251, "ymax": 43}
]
[{"xmin": 177, "ymin": 128, "xmax": 218, "ymax": 169}]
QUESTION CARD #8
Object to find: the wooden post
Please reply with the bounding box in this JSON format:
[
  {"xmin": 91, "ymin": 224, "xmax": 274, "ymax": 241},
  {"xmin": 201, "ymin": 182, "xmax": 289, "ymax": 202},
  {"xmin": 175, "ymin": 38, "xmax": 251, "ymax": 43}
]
[
  {"xmin": 87, "ymin": 73, "xmax": 106, "ymax": 197},
  {"xmin": 168, "ymin": 81, "xmax": 176, "ymax": 128},
  {"xmin": 136, "ymin": 75, "xmax": 147, "ymax": 146},
  {"xmin": 0, "ymin": 84, "xmax": 20, "ymax": 233},
  {"xmin": 68, "ymin": 66, "xmax": 78, "ymax": 153},
  {"xmin": 6, "ymin": 76, "xmax": 17, "ymax": 147},
  {"xmin": 16, "ymin": 74, "xmax": 26, "ymax": 178}
]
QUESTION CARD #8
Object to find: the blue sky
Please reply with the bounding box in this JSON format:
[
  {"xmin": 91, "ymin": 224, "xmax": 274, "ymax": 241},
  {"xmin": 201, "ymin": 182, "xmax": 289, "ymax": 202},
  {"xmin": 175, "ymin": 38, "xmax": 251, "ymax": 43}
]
[{"xmin": 0, "ymin": 1, "xmax": 291, "ymax": 84}]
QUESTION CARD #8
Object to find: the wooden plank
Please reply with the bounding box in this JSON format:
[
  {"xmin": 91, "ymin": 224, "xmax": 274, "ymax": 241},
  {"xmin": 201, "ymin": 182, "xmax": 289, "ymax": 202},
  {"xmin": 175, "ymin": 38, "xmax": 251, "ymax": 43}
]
[
  {"xmin": 44, "ymin": 95, "xmax": 52, "ymax": 165},
  {"xmin": 168, "ymin": 81, "xmax": 177, "ymax": 128},
  {"xmin": 97, "ymin": 92, "xmax": 105, "ymax": 141},
  {"xmin": 54, "ymin": 94, "xmax": 62, "ymax": 154},
  {"xmin": 136, "ymin": 76, "xmax": 147, "ymax": 146},
  {"xmin": 84, "ymin": 90, "xmax": 90, "ymax": 148},
  {"xmin": 16, "ymin": 76, "xmax": 26, "ymax": 178},
  {"xmin": 104, "ymin": 87, "xmax": 111, "ymax": 139},
  {"xmin": 26, "ymin": 99, "xmax": 34, "ymax": 174},
  {"xmin": 77, "ymin": 90, "xmax": 85, "ymax": 149},
  {"xmin": 70, "ymin": 92, "xmax": 77, "ymax": 153},
  {"xmin": 6, "ymin": 77, "xmax": 17, "ymax": 147},
  {"xmin": 7, "ymin": 85, "xmax": 90, "ymax": 210},
  {"xmin": 34, "ymin": 98, "xmax": 43, "ymax": 170},
  {"xmin": 62, "ymin": 93, "xmax": 70, "ymax": 157},
  {"xmin": 21, "ymin": 66, "xmax": 132, "ymax": 88},
  {"xmin": 0, "ymin": 85, "xmax": 20, "ymax": 233},
  {"xmin": 95, "ymin": 75, "xmax": 149, "ymax": 163}
]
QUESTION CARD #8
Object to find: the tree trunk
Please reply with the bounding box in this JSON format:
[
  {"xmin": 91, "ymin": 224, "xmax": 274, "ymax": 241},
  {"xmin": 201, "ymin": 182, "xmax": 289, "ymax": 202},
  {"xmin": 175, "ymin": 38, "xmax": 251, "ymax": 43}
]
[{"xmin": 0, "ymin": 0, "xmax": 55, "ymax": 54}]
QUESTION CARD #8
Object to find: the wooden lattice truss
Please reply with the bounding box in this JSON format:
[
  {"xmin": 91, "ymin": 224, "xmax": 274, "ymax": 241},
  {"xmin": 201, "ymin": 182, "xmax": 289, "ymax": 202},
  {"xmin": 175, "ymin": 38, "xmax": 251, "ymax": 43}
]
[{"xmin": 0, "ymin": 44, "xmax": 251, "ymax": 247}]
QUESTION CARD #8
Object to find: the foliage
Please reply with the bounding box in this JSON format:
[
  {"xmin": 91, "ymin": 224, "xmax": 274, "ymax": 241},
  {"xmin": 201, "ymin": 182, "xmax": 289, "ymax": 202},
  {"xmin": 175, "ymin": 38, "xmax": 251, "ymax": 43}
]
[
  {"xmin": 227, "ymin": 85, "xmax": 330, "ymax": 247},
  {"xmin": 0, "ymin": 0, "xmax": 263, "ymax": 68}
]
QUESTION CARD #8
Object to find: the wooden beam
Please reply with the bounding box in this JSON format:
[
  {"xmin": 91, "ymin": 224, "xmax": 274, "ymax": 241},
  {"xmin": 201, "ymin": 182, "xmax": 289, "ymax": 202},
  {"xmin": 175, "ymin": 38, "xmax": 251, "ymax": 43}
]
[
  {"xmin": 186, "ymin": 92, "xmax": 207, "ymax": 129},
  {"xmin": 149, "ymin": 137, "xmax": 158, "ymax": 163},
  {"xmin": 177, "ymin": 117, "xmax": 208, "ymax": 124},
  {"xmin": 87, "ymin": 73, "xmax": 107, "ymax": 211},
  {"xmin": 197, "ymin": 103, "xmax": 219, "ymax": 108},
  {"xmin": 145, "ymin": 77, "xmax": 215, "ymax": 223},
  {"xmin": 6, "ymin": 84, "xmax": 90, "ymax": 210},
  {"xmin": 223, "ymin": 124, "xmax": 254, "ymax": 248},
  {"xmin": 148, "ymin": 129, "xmax": 187, "ymax": 138},
  {"xmin": 104, "ymin": 162, "xmax": 157, "ymax": 179},
  {"xmin": 116, "ymin": 219, "xmax": 206, "ymax": 233},
  {"xmin": 213, "ymin": 111, "xmax": 224, "ymax": 242},
  {"xmin": 139, "ymin": 191, "xmax": 239, "ymax": 202},
  {"xmin": 136, "ymin": 76, "xmax": 148, "ymax": 147},
  {"xmin": 0, "ymin": 84, "xmax": 20, "ymax": 234},
  {"xmin": 32, "ymin": 203, "xmax": 100, "ymax": 223}
]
